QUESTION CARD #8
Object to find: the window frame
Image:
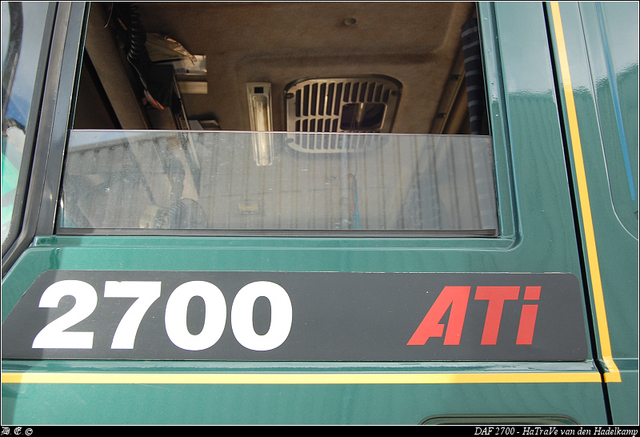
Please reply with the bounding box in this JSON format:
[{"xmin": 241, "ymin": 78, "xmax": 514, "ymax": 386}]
[
  {"xmin": 1, "ymin": 2, "xmax": 56, "ymax": 257},
  {"xmin": 52, "ymin": 2, "xmax": 515, "ymax": 245},
  {"xmin": 3, "ymin": 1, "xmax": 521, "ymax": 281},
  {"xmin": 2, "ymin": 2, "xmax": 86, "ymax": 274}
]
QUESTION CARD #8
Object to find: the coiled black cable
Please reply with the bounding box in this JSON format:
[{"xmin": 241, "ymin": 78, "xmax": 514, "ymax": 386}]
[
  {"xmin": 123, "ymin": 3, "xmax": 164, "ymax": 108},
  {"xmin": 126, "ymin": 4, "xmax": 145, "ymax": 65}
]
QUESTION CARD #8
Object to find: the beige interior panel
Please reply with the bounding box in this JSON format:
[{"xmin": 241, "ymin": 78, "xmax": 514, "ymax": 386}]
[{"xmin": 82, "ymin": 2, "xmax": 477, "ymax": 134}]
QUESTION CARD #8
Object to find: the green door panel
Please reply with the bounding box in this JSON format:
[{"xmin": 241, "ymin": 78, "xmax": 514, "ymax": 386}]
[
  {"xmin": 2, "ymin": 2, "xmax": 624, "ymax": 425},
  {"xmin": 546, "ymin": 1, "xmax": 638, "ymax": 425}
]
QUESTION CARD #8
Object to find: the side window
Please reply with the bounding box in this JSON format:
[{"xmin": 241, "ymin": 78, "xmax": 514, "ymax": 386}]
[
  {"xmin": 1, "ymin": 2, "xmax": 50, "ymax": 248},
  {"xmin": 58, "ymin": 2, "xmax": 497, "ymax": 236}
]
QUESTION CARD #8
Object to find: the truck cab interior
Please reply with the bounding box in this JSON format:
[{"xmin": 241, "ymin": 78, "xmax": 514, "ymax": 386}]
[{"xmin": 74, "ymin": 2, "xmax": 488, "ymax": 136}]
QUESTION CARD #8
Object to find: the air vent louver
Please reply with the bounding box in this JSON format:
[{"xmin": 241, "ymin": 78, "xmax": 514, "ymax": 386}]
[{"xmin": 285, "ymin": 76, "xmax": 402, "ymax": 152}]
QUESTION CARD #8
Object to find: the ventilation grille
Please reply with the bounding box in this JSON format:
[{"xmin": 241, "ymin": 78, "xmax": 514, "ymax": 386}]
[{"xmin": 285, "ymin": 76, "xmax": 401, "ymax": 152}]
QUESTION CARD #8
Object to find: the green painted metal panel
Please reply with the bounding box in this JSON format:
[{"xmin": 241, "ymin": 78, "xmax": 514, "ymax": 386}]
[
  {"xmin": 546, "ymin": 1, "xmax": 638, "ymax": 425},
  {"xmin": 3, "ymin": 380, "xmax": 608, "ymax": 425},
  {"xmin": 2, "ymin": 359, "xmax": 607, "ymax": 425},
  {"xmin": 2, "ymin": 2, "xmax": 625, "ymax": 425}
]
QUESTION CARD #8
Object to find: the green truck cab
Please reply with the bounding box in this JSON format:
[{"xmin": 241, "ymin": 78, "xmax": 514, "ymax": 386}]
[{"xmin": 2, "ymin": 2, "xmax": 637, "ymax": 425}]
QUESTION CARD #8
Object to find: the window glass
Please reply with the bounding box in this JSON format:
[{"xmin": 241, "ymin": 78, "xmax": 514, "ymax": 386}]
[
  {"xmin": 60, "ymin": 2, "xmax": 497, "ymax": 236},
  {"xmin": 59, "ymin": 131, "xmax": 497, "ymax": 234},
  {"xmin": 1, "ymin": 2, "xmax": 49, "ymax": 245}
]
